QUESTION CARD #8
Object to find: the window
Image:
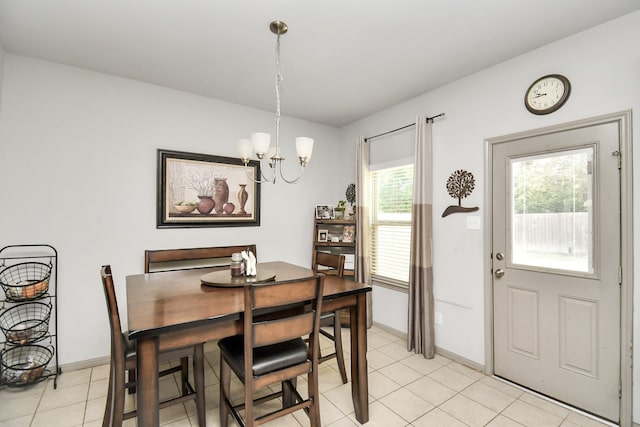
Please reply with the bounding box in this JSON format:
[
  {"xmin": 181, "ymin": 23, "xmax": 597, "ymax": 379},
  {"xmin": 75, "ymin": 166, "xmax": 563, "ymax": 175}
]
[
  {"xmin": 511, "ymin": 147, "xmax": 594, "ymax": 273},
  {"xmin": 370, "ymin": 163, "xmax": 414, "ymax": 288}
]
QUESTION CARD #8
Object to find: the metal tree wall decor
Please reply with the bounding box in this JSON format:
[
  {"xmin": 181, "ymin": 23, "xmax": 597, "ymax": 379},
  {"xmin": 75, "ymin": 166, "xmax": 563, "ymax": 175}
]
[
  {"xmin": 442, "ymin": 169, "xmax": 479, "ymax": 217},
  {"xmin": 346, "ymin": 183, "xmax": 356, "ymax": 206}
]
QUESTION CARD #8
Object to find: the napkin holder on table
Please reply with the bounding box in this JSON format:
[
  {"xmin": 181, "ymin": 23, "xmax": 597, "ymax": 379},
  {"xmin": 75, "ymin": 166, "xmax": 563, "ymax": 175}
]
[{"xmin": 241, "ymin": 250, "xmax": 257, "ymax": 276}]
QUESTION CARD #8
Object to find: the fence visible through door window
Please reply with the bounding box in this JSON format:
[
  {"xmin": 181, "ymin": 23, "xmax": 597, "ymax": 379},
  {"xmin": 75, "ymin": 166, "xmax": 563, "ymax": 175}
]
[{"xmin": 510, "ymin": 147, "xmax": 594, "ymax": 274}]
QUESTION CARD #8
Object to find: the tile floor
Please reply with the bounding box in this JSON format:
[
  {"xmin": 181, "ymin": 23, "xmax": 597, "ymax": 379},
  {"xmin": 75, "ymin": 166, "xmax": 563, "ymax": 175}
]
[{"xmin": 0, "ymin": 325, "xmax": 613, "ymax": 427}]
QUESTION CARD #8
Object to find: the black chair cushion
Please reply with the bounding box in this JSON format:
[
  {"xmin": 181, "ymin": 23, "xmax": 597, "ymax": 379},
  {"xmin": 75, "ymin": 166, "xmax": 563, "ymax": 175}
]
[{"xmin": 218, "ymin": 335, "xmax": 309, "ymax": 377}]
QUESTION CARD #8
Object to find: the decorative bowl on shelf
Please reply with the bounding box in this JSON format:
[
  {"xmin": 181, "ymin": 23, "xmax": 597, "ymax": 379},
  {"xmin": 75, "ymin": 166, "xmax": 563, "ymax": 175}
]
[{"xmin": 173, "ymin": 205, "xmax": 196, "ymax": 214}]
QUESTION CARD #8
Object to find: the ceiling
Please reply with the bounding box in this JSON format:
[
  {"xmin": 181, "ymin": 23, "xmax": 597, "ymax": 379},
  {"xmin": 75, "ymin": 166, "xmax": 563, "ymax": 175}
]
[{"xmin": 1, "ymin": 1, "xmax": 639, "ymax": 127}]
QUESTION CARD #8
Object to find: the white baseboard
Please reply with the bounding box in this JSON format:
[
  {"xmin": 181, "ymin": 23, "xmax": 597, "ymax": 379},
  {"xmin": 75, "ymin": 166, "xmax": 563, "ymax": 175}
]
[
  {"xmin": 371, "ymin": 321, "xmax": 406, "ymax": 339},
  {"xmin": 59, "ymin": 356, "xmax": 110, "ymax": 373},
  {"xmin": 371, "ymin": 321, "xmax": 485, "ymax": 373},
  {"xmin": 434, "ymin": 346, "xmax": 484, "ymax": 372}
]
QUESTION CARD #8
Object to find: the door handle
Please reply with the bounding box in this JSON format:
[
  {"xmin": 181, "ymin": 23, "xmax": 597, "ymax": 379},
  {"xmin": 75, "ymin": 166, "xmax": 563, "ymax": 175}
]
[{"xmin": 495, "ymin": 269, "xmax": 505, "ymax": 278}]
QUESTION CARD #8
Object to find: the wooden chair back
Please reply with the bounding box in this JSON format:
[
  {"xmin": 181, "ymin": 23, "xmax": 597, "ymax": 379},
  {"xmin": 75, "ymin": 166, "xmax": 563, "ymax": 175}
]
[
  {"xmin": 248, "ymin": 277, "xmax": 323, "ymax": 350},
  {"xmin": 311, "ymin": 251, "xmax": 348, "ymax": 383},
  {"xmin": 313, "ymin": 252, "xmax": 345, "ymax": 277},
  {"xmin": 100, "ymin": 265, "xmax": 125, "ymax": 366},
  {"xmin": 244, "ymin": 276, "xmax": 324, "ymax": 420},
  {"xmin": 144, "ymin": 244, "xmax": 257, "ymax": 273},
  {"xmin": 232, "ymin": 276, "xmax": 324, "ymax": 424},
  {"xmin": 100, "ymin": 265, "xmax": 206, "ymax": 426}
]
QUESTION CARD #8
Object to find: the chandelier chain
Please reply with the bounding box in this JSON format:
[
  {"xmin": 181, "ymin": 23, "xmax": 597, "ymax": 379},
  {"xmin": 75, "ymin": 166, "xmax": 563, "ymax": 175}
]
[{"xmin": 274, "ymin": 33, "xmax": 282, "ymax": 154}]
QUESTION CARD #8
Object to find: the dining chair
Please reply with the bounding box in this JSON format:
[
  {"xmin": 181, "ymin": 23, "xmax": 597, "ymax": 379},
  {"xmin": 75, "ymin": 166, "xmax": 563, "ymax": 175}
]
[
  {"xmin": 312, "ymin": 251, "xmax": 348, "ymax": 384},
  {"xmin": 133, "ymin": 245, "xmax": 257, "ymax": 393},
  {"xmin": 218, "ymin": 276, "xmax": 324, "ymax": 427},
  {"xmin": 100, "ymin": 265, "xmax": 206, "ymax": 427}
]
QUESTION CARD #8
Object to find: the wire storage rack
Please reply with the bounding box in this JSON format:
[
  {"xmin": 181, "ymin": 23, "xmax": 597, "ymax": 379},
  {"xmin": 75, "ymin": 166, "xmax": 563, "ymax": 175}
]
[{"xmin": 0, "ymin": 244, "xmax": 60, "ymax": 388}]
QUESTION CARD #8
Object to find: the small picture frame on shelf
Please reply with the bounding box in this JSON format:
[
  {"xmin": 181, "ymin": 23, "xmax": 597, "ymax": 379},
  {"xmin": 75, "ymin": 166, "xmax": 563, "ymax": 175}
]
[
  {"xmin": 342, "ymin": 225, "xmax": 355, "ymax": 243},
  {"xmin": 315, "ymin": 205, "xmax": 335, "ymax": 219},
  {"xmin": 317, "ymin": 229, "xmax": 329, "ymax": 242}
]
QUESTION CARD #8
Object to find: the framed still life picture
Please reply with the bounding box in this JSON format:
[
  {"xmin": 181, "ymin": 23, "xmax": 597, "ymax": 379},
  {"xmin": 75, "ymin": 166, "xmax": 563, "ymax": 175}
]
[{"xmin": 157, "ymin": 149, "xmax": 261, "ymax": 228}]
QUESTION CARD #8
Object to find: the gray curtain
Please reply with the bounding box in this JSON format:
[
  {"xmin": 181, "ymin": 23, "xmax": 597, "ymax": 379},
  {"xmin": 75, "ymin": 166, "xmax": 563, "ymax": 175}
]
[
  {"xmin": 355, "ymin": 136, "xmax": 372, "ymax": 327},
  {"xmin": 407, "ymin": 116, "xmax": 435, "ymax": 358}
]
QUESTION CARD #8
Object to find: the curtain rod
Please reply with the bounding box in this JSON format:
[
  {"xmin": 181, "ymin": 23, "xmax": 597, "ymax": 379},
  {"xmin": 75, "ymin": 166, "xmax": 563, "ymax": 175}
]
[{"xmin": 364, "ymin": 113, "xmax": 445, "ymax": 142}]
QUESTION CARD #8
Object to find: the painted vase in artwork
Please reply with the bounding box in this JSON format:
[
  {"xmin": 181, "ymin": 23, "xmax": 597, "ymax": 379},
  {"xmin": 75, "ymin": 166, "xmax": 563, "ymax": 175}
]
[
  {"xmin": 212, "ymin": 177, "xmax": 229, "ymax": 214},
  {"xmin": 237, "ymin": 184, "xmax": 248, "ymax": 214},
  {"xmin": 196, "ymin": 196, "xmax": 215, "ymax": 214},
  {"xmin": 223, "ymin": 202, "xmax": 235, "ymax": 214}
]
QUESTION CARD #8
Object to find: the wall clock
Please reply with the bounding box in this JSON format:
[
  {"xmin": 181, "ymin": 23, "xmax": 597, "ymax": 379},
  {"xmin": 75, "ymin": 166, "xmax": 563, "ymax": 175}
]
[{"xmin": 524, "ymin": 74, "xmax": 571, "ymax": 115}]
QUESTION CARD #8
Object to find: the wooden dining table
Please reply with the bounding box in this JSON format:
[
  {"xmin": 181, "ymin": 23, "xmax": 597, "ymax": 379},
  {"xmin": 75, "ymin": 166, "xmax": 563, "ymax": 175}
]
[{"xmin": 126, "ymin": 261, "xmax": 372, "ymax": 426}]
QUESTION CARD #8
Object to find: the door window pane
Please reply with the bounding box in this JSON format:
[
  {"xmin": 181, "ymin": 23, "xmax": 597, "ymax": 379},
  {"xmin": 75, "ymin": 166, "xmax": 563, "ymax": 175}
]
[{"xmin": 511, "ymin": 148, "xmax": 594, "ymax": 273}]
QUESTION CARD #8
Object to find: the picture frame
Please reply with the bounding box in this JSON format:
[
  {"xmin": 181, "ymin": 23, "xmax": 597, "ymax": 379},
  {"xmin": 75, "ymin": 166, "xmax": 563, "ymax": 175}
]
[
  {"xmin": 342, "ymin": 225, "xmax": 355, "ymax": 243},
  {"xmin": 317, "ymin": 229, "xmax": 329, "ymax": 242},
  {"xmin": 315, "ymin": 205, "xmax": 335, "ymax": 219},
  {"xmin": 157, "ymin": 149, "xmax": 261, "ymax": 228}
]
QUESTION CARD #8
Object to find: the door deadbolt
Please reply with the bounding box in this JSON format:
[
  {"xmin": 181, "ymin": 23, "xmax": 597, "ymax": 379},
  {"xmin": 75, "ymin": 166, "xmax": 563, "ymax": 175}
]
[
  {"xmin": 495, "ymin": 269, "xmax": 505, "ymax": 278},
  {"xmin": 496, "ymin": 252, "xmax": 504, "ymax": 261}
]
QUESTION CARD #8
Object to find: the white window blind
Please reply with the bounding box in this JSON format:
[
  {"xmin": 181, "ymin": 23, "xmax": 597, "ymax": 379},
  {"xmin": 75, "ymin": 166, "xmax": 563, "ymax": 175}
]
[{"xmin": 370, "ymin": 163, "xmax": 414, "ymax": 287}]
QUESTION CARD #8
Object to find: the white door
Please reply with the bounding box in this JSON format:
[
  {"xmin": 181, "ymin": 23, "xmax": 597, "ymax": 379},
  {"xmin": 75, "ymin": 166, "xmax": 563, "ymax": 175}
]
[{"xmin": 492, "ymin": 122, "xmax": 620, "ymax": 422}]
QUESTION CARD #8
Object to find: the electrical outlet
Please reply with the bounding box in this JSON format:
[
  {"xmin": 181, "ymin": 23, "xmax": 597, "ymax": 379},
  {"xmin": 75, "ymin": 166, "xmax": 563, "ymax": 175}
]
[{"xmin": 435, "ymin": 312, "xmax": 443, "ymax": 326}]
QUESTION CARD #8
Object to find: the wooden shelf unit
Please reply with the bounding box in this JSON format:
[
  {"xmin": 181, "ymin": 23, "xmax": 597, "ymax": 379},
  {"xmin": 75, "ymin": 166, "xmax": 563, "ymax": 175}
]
[{"xmin": 312, "ymin": 218, "xmax": 356, "ymax": 276}]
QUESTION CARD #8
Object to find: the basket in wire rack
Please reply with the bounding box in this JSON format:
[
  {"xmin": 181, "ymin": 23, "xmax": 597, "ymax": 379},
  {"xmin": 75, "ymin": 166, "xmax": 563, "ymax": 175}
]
[
  {"xmin": 0, "ymin": 344, "xmax": 53, "ymax": 386},
  {"xmin": 0, "ymin": 302, "xmax": 52, "ymax": 345},
  {"xmin": 0, "ymin": 262, "xmax": 51, "ymax": 301}
]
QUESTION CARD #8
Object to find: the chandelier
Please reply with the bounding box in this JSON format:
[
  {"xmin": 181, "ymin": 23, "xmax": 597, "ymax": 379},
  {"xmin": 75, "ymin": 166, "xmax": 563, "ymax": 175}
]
[{"xmin": 238, "ymin": 20, "xmax": 313, "ymax": 184}]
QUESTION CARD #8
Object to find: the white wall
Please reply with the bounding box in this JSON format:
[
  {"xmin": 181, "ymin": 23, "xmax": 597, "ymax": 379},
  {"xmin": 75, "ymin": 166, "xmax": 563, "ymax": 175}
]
[
  {"xmin": 341, "ymin": 10, "xmax": 640, "ymax": 422},
  {"xmin": 0, "ymin": 44, "xmax": 4, "ymax": 109},
  {"xmin": 0, "ymin": 55, "xmax": 350, "ymax": 365}
]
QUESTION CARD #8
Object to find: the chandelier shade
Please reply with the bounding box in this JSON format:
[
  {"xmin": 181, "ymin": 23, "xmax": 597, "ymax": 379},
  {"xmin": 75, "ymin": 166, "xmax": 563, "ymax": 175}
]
[
  {"xmin": 250, "ymin": 133, "xmax": 271, "ymax": 158},
  {"xmin": 295, "ymin": 137, "xmax": 314, "ymax": 165}
]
